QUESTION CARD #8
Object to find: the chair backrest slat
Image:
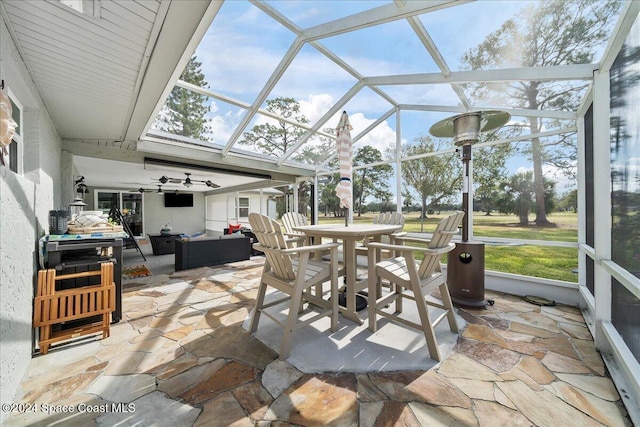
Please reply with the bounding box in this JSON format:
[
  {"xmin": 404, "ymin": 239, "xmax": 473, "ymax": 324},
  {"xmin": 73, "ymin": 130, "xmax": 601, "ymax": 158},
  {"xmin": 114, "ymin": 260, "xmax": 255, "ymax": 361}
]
[
  {"xmin": 249, "ymin": 213, "xmax": 296, "ymax": 280},
  {"xmin": 373, "ymin": 212, "xmax": 405, "ymax": 226},
  {"xmin": 428, "ymin": 211, "xmax": 464, "ymax": 249},
  {"xmin": 373, "ymin": 212, "xmax": 405, "ymax": 244},
  {"xmin": 418, "ymin": 211, "xmax": 464, "ymax": 277},
  {"xmin": 281, "ymin": 212, "xmax": 308, "ymax": 235}
]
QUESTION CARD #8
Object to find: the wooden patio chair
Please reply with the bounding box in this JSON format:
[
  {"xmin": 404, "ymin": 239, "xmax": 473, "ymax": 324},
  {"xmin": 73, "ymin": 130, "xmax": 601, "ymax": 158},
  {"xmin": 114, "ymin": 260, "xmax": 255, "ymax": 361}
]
[
  {"xmin": 248, "ymin": 213, "xmax": 340, "ymax": 359},
  {"xmin": 34, "ymin": 262, "xmax": 115, "ymax": 354},
  {"xmin": 365, "ymin": 211, "xmax": 464, "ymax": 361},
  {"xmin": 355, "ymin": 211, "xmax": 406, "ymax": 259},
  {"xmin": 281, "ymin": 212, "xmax": 311, "ymax": 247}
]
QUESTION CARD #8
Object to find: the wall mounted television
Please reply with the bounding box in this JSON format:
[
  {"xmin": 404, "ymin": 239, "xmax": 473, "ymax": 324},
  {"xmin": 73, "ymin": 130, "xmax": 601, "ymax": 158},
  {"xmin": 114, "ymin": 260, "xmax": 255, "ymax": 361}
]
[{"xmin": 164, "ymin": 193, "xmax": 194, "ymax": 207}]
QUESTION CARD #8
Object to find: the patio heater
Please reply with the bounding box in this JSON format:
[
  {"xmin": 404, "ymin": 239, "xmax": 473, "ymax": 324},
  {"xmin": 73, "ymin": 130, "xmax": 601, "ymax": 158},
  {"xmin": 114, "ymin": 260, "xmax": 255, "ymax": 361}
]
[{"xmin": 430, "ymin": 110, "xmax": 510, "ymax": 307}]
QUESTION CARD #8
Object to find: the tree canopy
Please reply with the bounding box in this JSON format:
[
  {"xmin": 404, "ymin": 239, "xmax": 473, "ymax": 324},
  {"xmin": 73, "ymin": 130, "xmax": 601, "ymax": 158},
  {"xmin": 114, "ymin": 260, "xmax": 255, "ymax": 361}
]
[
  {"xmin": 397, "ymin": 136, "xmax": 461, "ymax": 222},
  {"xmin": 462, "ymin": 0, "xmax": 621, "ymax": 225},
  {"xmin": 155, "ymin": 56, "xmax": 211, "ymax": 140},
  {"xmin": 239, "ymin": 97, "xmax": 309, "ymax": 157},
  {"xmin": 352, "ymin": 146, "xmax": 393, "ymax": 217}
]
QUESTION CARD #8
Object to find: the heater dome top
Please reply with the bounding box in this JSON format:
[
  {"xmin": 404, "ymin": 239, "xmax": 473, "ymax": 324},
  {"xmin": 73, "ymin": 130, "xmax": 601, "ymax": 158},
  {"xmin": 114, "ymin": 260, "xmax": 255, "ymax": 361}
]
[{"xmin": 429, "ymin": 110, "xmax": 510, "ymax": 145}]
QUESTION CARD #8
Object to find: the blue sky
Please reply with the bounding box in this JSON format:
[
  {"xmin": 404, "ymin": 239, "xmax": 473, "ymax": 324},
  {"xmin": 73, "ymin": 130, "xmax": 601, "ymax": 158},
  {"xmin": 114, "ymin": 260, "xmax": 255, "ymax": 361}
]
[{"xmin": 190, "ymin": 1, "xmax": 589, "ymax": 196}]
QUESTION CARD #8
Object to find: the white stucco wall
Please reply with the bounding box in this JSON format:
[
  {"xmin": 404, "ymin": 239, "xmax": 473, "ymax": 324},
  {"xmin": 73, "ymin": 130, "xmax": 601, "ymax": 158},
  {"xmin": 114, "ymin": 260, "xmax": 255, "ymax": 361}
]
[
  {"xmin": 69, "ymin": 187, "xmax": 206, "ymax": 238},
  {"xmin": 205, "ymin": 190, "xmax": 280, "ymax": 233},
  {"xmin": 0, "ymin": 17, "xmax": 63, "ymax": 423},
  {"xmin": 143, "ymin": 191, "xmax": 206, "ymax": 236}
]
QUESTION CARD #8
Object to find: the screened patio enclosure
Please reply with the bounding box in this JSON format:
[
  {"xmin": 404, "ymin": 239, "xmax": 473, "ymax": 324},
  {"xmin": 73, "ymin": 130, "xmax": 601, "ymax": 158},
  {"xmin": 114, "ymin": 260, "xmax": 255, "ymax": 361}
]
[
  {"xmin": 144, "ymin": 3, "xmax": 640, "ymax": 415},
  {"xmin": 1, "ymin": 0, "xmax": 639, "ymax": 421}
]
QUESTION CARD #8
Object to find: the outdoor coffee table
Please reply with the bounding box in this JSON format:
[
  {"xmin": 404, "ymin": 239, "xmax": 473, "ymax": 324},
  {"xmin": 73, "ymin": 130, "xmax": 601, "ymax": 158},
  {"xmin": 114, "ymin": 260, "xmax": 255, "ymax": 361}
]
[{"xmin": 293, "ymin": 223, "xmax": 402, "ymax": 324}]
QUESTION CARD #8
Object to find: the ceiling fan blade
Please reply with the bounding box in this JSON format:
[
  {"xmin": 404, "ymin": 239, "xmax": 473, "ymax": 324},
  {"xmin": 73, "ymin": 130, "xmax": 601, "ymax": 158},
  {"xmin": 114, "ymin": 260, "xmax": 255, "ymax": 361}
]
[
  {"xmin": 205, "ymin": 180, "xmax": 220, "ymax": 188},
  {"xmin": 157, "ymin": 175, "xmax": 182, "ymax": 184}
]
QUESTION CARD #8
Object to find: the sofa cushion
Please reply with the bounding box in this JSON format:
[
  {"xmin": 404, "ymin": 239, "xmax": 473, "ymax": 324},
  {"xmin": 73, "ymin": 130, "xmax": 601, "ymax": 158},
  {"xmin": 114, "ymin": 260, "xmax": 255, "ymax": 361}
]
[
  {"xmin": 175, "ymin": 235, "xmax": 251, "ymax": 271},
  {"xmin": 220, "ymin": 233, "xmax": 246, "ymax": 240}
]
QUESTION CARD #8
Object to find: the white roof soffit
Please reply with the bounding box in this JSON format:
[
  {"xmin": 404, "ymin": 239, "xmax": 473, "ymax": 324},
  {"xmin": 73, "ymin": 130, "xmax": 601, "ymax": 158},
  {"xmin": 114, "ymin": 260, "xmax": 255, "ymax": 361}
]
[
  {"xmin": 128, "ymin": 0, "xmax": 222, "ymax": 142},
  {"xmin": 138, "ymin": 135, "xmax": 315, "ymax": 180}
]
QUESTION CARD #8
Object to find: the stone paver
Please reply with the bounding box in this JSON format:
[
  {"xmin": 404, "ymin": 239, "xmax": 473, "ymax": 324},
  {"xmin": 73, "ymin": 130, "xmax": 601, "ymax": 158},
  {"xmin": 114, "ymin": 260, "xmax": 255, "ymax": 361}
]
[
  {"xmin": 86, "ymin": 374, "xmax": 155, "ymax": 403},
  {"xmin": 7, "ymin": 257, "xmax": 633, "ymax": 426},
  {"xmin": 95, "ymin": 391, "xmax": 200, "ymax": 426}
]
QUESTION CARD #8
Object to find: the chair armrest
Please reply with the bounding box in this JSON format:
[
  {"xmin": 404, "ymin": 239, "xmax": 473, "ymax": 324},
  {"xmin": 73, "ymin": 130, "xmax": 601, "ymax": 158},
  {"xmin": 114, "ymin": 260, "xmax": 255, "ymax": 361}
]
[
  {"xmin": 365, "ymin": 241, "xmax": 455, "ymax": 255},
  {"xmin": 285, "ymin": 231, "xmax": 307, "ymax": 238},
  {"xmin": 285, "ymin": 236, "xmax": 305, "ymax": 245},
  {"xmin": 254, "ymin": 242, "xmax": 340, "ymax": 255},
  {"xmin": 392, "ymin": 231, "xmax": 456, "ymax": 246}
]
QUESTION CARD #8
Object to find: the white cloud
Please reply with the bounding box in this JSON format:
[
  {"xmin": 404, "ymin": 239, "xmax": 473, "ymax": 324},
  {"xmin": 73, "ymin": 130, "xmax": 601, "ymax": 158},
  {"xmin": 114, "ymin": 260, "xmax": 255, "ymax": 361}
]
[
  {"xmin": 206, "ymin": 93, "xmax": 397, "ymax": 156},
  {"xmin": 299, "ymin": 94, "xmax": 335, "ymax": 123},
  {"xmin": 350, "ymin": 113, "xmax": 396, "ymax": 154}
]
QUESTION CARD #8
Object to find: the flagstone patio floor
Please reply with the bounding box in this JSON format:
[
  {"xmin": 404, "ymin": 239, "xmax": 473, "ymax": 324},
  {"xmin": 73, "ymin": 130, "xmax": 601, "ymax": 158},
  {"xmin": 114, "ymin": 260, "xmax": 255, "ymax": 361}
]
[{"xmin": 6, "ymin": 257, "xmax": 633, "ymax": 426}]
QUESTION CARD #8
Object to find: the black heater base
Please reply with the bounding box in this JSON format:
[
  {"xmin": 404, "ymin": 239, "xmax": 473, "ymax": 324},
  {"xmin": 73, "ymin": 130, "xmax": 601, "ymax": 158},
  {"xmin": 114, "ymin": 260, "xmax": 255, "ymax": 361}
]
[
  {"xmin": 451, "ymin": 296, "xmax": 488, "ymax": 308},
  {"xmin": 447, "ymin": 241, "xmax": 487, "ymax": 308}
]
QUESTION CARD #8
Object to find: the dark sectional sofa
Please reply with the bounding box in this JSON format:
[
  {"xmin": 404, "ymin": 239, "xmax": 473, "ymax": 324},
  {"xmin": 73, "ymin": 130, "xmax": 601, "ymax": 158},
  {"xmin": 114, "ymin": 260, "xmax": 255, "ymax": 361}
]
[{"xmin": 175, "ymin": 234, "xmax": 251, "ymax": 271}]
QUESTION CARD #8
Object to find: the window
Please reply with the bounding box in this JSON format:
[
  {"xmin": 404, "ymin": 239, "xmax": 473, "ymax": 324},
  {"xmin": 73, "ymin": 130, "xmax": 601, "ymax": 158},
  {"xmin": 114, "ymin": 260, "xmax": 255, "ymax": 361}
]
[
  {"xmin": 238, "ymin": 197, "xmax": 249, "ymax": 218},
  {"xmin": 2, "ymin": 90, "xmax": 21, "ymax": 174}
]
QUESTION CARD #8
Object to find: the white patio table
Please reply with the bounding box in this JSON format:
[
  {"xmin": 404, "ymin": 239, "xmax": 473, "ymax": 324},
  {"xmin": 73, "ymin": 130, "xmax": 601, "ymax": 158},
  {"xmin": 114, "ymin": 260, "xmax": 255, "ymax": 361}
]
[{"xmin": 292, "ymin": 223, "xmax": 402, "ymax": 324}]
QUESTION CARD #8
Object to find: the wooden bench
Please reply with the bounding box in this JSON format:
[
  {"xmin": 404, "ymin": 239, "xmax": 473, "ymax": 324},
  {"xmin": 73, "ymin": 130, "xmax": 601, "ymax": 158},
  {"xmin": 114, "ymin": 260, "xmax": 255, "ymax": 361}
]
[{"xmin": 33, "ymin": 262, "xmax": 115, "ymax": 354}]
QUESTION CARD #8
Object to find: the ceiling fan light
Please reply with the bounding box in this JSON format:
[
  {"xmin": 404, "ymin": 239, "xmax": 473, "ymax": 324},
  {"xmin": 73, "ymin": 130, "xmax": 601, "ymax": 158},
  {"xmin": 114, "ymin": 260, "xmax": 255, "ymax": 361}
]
[
  {"xmin": 69, "ymin": 196, "xmax": 87, "ymax": 207},
  {"xmin": 183, "ymin": 180, "xmax": 193, "ymax": 188}
]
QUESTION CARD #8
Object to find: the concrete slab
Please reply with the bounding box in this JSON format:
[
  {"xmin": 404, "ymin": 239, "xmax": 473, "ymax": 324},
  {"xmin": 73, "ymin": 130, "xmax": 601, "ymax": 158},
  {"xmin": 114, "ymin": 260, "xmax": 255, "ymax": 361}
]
[{"xmin": 243, "ymin": 290, "xmax": 464, "ymax": 373}]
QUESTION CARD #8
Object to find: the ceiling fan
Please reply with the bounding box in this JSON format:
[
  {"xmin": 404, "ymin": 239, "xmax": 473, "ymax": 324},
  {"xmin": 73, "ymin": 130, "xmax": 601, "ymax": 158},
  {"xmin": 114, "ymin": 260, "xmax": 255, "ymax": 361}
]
[
  {"xmin": 131, "ymin": 185, "xmax": 167, "ymax": 194},
  {"xmin": 153, "ymin": 172, "xmax": 220, "ymax": 188}
]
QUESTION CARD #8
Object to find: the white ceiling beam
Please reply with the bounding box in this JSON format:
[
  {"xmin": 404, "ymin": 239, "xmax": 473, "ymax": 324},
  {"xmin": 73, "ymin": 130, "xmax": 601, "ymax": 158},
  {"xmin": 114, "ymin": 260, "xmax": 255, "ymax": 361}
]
[
  {"xmin": 473, "ymin": 126, "xmax": 577, "ymax": 150},
  {"xmin": 138, "ymin": 138, "xmax": 315, "ymax": 180},
  {"xmin": 394, "ymin": 126, "xmax": 577, "ymax": 163},
  {"xmin": 398, "ymin": 104, "xmax": 576, "ymax": 120},
  {"xmin": 254, "ymin": 0, "xmax": 401, "ymax": 116},
  {"xmin": 404, "ymin": 14, "xmax": 472, "ymax": 110},
  {"xmin": 278, "ymin": 82, "xmax": 363, "ymax": 165},
  {"xmin": 599, "ymin": 0, "xmax": 640, "ymax": 72},
  {"xmin": 365, "ymin": 64, "xmax": 598, "ymax": 86},
  {"xmin": 310, "ymin": 41, "xmax": 399, "ymax": 108},
  {"xmin": 222, "ymin": 37, "xmax": 305, "ymax": 156},
  {"xmin": 319, "ymin": 126, "xmax": 577, "ymax": 170},
  {"xmin": 316, "ymin": 107, "xmax": 396, "ymax": 170},
  {"xmin": 237, "ymin": 0, "xmax": 410, "ymax": 166},
  {"xmin": 300, "ymin": 0, "xmax": 470, "ymax": 42},
  {"xmin": 250, "ymin": 0, "xmax": 302, "ymax": 35},
  {"xmin": 352, "ymin": 107, "xmax": 397, "ymax": 145},
  {"xmin": 205, "ymin": 179, "xmax": 293, "ymax": 196},
  {"xmin": 127, "ymin": 0, "xmax": 221, "ymax": 142},
  {"xmin": 176, "ymin": 80, "xmax": 335, "ymax": 140}
]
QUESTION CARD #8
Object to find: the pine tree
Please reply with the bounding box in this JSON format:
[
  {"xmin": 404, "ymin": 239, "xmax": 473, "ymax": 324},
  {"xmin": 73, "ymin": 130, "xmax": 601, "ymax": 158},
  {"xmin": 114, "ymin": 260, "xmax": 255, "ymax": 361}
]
[
  {"xmin": 156, "ymin": 56, "xmax": 211, "ymax": 140},
  {"xmin": 462, "ymin": 0, "xmax": 621, "ymax": 225}
]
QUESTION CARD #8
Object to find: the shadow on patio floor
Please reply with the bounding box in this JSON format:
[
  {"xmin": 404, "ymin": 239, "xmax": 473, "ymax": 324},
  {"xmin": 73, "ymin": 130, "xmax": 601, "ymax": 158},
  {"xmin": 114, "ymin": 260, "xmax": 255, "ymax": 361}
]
[{"xmin": 6, "ymin": 257, "xmax": 633, "ymax": 426}]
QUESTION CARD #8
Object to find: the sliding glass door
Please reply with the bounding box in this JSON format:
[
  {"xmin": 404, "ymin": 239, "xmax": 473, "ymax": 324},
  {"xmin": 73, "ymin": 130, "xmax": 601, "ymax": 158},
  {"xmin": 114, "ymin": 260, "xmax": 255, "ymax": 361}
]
[{"xmin": 95, "ymin": 190, "xmax": 144, "ymax": 237}]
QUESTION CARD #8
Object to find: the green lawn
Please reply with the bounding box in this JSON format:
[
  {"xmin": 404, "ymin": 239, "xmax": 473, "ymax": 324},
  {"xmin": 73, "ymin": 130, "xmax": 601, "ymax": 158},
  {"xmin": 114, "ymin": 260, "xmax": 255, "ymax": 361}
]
[{"xmin": 317, "ymin": 211, "xmax": 578, "ymax": 282}]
